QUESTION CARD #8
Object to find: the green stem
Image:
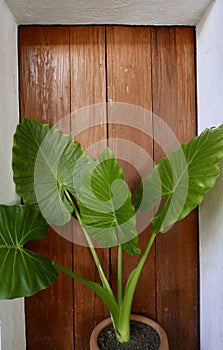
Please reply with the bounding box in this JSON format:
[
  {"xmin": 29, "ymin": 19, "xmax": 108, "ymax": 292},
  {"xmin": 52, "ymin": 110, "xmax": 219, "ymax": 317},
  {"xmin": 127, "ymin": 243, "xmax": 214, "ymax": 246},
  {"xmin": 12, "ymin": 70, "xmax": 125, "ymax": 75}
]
[
  {"xmin": 64, "ymin": 190, "xmax": 114, "ymax": 297},
  {"xmin": 53, "ymin": 261, "xmax": 120, "ymax": 321},
  {"xmin": 115, "ymin": 230, "xmax": 157, "ymax": 343},
  {"xmin": 117, "ymin": 244, "xmax": 122, "ymax": 306},
  {"xmin": 54, "ymin": 261, "xmax": 93, "ymax": 285},
  {"xmin": 135, "ymin": 230, "xmax": 157, "ymax": 277}
]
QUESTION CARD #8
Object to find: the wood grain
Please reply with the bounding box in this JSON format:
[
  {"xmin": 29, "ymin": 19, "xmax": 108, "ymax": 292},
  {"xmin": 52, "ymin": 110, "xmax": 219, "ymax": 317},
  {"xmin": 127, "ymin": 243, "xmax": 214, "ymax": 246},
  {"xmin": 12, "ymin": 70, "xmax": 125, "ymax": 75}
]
[
  {"xmin": 19, "ymin": 25, "xmax": 198, "ymax": 349},
  {"xmin": 151, "ymin": 27, "xmax": 198, "ymax": 349},
  {"xmin": 70, "ymin": 26, "xmax": 109, "ymax": 350},
  {"xmin": 106, "ymin": 26, "xmax": 156, "ymax": 319},
  {"xmin": 19, "ymin": 26, "xmax": 74, "ymax": 350}
]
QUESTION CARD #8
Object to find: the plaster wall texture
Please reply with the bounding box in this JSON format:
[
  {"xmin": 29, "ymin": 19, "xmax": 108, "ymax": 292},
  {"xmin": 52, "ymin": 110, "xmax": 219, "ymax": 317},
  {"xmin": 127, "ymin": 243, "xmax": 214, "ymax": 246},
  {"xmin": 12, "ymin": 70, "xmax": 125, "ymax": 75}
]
[
  {"xmin": 197, "ymin": 0, "xmax": 223, "ymax": 348},
  {"xmin": 0, "ymin": 0, "xmax": 222, "ymax": 348},
  {"xmin": 5, "ymin": 0, "xmax": 212, "ymax": 25},
  {"xmin": 0, "ymin": 1, "xmax": 26, "ymax": 349}
]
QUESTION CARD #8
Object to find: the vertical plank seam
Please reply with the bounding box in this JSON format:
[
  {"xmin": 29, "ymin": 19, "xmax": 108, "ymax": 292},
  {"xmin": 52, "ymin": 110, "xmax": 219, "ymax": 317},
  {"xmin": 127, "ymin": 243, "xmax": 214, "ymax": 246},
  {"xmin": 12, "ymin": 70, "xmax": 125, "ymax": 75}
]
[
  {"xmin": 69, "ymin": 25, "xmax": 75, "ymax": 350},
  {"xmin": 104, "ymin": 25, "xmax": 109, "ymax": 146},
  {"xmin": 150, "ymin": 27, "xmax": 158, "ymax": 323},
  {"xmin": 105, "ymin": 25, "xmax": 113, "ymax": 297},
  {"xmin": 192, "ymin": 26, "xmax": 200, "ymax": 349}
]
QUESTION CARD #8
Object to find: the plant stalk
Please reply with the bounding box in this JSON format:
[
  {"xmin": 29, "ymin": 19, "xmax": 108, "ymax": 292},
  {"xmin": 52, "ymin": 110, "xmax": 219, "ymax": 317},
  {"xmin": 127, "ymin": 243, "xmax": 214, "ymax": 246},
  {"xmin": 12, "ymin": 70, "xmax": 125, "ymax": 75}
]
[
  {"xmin": 53, "ymin": 261, "xmax": 120, "ymax": 321},
  {"xmin": 115, "ymin": 230, "xmax": 157, "ymax": 343},
  {"xmin": 64, "ymin": 189, "xmax": 113, "ymax": 297},
  {"xmin": 117, "ymin": 244, "xmax": 123, "ymax": 306}
]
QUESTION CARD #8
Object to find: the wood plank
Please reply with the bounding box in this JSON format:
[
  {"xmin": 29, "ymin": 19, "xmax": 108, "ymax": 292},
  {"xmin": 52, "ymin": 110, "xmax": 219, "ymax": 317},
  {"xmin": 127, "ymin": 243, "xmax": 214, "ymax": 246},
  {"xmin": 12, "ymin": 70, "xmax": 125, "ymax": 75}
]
[
  {"xmin": 151, "ymin": 27, "xmax": 198, "ymax": 349},
  {"xmin": 70, "ymin": 26, "xmax": 109, "ymax": 350},
  {"xmin": 106, "ymin": 26, "xmax": 156, "ymax": 319},
  {"xmin": 19, "ymin": 26, "xmax": 74, "ymax": 350},
  {"xmin": 19, "ymin": 25, "xmax": 198, "ymax": 349}
]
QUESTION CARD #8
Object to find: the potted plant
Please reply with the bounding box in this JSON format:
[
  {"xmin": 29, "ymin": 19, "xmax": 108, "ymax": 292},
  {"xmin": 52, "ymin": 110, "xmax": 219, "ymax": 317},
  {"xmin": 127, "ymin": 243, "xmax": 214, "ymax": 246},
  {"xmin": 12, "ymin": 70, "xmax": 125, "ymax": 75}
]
[{"xmin": 1, "ymin": 117, "xmax": 223, "ymax": 349}]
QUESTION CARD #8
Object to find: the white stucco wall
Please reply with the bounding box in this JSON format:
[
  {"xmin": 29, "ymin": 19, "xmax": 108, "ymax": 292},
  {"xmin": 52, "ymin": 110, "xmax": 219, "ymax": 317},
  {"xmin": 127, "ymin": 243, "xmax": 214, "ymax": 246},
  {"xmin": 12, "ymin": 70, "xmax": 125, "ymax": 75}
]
[
  {"xmin": 0, "ymin": 0, "xmax": 222, "ymax": 348},
  {"xmin": 197, "ymin": 0, "xmax": 223, "ymax": 349},
  {"xmin": 0, "ymin": 1, "xmax": 26, "ymax": 349},
  {"xmin": 4, "ymin": 0, "xmax": 212, "ymax": 26}
]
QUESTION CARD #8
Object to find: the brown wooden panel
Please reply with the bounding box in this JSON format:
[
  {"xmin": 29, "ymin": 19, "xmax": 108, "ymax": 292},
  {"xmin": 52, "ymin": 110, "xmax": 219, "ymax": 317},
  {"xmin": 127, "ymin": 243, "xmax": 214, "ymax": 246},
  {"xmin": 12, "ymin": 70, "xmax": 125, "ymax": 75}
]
[
  {"xmin": 106, "ymin": 26, "xmax": 156, "ymax": 319},
  {"xmin": 70, "ymin": 26, "xmax": 109, "ymax": 350},
  {"xmin": 18, "ymin": 25, "xmax": 198, "ymax": 350},
  {"xmin": 19, "ymin": 26, "xmax": 70, "ymax": 125},
  {"xmin": 151, "ymin": 27, "xmax": 198, "ymax": 349},
  {"xmin": 19, "ymin": 26, "xmax": 74, "ymax": 349}
]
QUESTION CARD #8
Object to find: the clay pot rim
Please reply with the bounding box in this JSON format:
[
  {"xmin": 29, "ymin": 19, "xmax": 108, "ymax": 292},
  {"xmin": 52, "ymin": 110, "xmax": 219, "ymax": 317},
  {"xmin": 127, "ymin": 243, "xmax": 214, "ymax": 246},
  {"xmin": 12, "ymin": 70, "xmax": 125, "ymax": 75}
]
[{"xmin": 90, "ymin": 314, "xmax": 169, "ymax": 350}]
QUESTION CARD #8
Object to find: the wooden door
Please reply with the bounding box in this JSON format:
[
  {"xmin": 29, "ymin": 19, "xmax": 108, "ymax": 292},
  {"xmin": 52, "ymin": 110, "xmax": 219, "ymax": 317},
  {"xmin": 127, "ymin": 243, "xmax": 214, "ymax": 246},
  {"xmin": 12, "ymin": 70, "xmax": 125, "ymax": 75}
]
[{"xmin": 19, "ymin": 25, "xmax": 197, "ymax": 350}]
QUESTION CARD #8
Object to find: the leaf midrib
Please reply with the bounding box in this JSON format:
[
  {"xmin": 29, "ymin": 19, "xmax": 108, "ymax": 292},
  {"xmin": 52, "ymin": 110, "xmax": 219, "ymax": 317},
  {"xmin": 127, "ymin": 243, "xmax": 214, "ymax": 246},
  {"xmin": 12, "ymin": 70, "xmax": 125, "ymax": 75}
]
[
  {"xmin": 162, "ymin": 140, "xmax": 208, "ymax": 199},
  {"xmin": 29, "ymin": 125, "xmax": 68, "ymax": 194}
]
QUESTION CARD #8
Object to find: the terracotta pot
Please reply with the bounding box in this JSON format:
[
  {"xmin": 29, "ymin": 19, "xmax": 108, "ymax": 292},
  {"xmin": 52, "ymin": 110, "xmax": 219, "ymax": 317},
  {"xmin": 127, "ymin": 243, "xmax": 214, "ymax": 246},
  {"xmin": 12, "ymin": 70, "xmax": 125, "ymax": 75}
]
[{"xmin": 90, "ymin": 314, "xmax": 169, "ymax": 350}]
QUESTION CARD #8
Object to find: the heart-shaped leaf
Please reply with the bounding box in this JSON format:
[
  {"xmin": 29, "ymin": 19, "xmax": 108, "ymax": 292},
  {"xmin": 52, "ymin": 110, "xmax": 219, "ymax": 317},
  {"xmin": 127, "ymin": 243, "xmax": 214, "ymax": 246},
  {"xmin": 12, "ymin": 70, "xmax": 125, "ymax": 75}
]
[
  {"xmin": 77, "ymin": 148, "xmax": 140, "ymax": 255},
  {"xmin": 12, "ymin": 118, "xmax": 83, "ymax": 226},
  {"xmin": 135, "ymin": 125, "xmax": 223, "ymax": 233},
  {"xmin": 0, "ymin": 204, "xmax": 58, "ymax": 299}
]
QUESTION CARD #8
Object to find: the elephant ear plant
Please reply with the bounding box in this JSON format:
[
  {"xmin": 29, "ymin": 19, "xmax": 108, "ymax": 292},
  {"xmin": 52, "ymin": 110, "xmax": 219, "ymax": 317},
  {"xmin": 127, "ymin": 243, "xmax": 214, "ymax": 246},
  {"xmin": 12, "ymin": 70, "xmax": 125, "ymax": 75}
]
[{"xmin": 0, "ymin": 117, "xmax": 223, "ymax": 344}]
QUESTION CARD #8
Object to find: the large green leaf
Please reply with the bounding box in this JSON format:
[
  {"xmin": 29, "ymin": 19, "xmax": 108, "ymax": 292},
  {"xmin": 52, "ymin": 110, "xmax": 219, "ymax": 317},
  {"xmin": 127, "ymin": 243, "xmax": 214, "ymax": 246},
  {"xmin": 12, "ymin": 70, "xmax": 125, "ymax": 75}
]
[
  {"xmin": 135, "ymin": 125, "xmax": 223, "ymax": 233},
  {"xmin": 77, "ymin": 148, "xmax": 140, "ymax": 255},
  {"xmin": 0, "ymin": 204, "xmax": 58, "ymax": 299},
  {"xmin": 12, "ymin": 118, "xmax": 83, "ymax": 226}
]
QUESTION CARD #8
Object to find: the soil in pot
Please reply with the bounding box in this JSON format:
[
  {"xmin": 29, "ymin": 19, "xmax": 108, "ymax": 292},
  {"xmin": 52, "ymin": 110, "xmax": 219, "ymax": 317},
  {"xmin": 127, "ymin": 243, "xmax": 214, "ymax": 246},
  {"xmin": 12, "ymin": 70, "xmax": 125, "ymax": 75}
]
[{"xmin": 97, "ymin": 320, "xmax": 160, "ymax": 350}]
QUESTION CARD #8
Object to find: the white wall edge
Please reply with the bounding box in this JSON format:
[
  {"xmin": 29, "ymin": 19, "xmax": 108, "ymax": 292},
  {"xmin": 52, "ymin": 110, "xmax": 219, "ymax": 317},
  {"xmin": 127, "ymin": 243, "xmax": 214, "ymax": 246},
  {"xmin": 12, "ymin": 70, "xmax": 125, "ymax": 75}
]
[
  {"xmin": 197, "ymin": 0, "xmax": 223, "ymax": 349},
  {"xmin": 1, "ymin": 0, "xmax": 223, "ymax": 348},
  {"xmin": 0, "ymin": 1, "xmax": 26, "ymax": 349}
]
